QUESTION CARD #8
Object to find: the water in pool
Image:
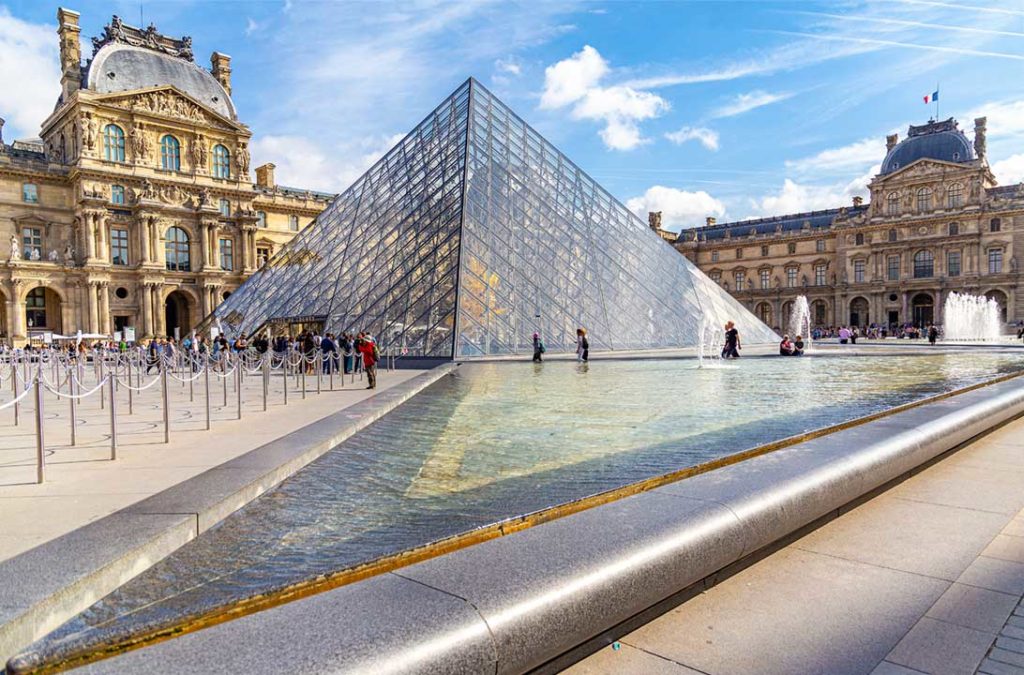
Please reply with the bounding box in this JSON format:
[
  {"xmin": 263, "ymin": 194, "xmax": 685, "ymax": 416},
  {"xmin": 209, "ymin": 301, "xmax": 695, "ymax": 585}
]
[{"xmin": 33, "ymin": 351, "xmax": 1024, "ymax": 657}]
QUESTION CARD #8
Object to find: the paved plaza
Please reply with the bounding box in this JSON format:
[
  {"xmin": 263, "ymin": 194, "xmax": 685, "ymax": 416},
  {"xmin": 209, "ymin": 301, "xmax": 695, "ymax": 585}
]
[
  {"xmin": 0, "ymin": 362, "xmax": 423, "ymax": 563},
  {"xmin": 569, "ymin": 414, "xmax": 1024, "ymax": 675}
]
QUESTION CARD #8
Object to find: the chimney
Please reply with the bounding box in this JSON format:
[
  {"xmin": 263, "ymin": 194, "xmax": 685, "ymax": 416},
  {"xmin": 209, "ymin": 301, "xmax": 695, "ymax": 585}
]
[
  {"xmin": 706, "ymin": 216, "xmax": 717, "ymax": 227},
  {"xmin": 255, "ymin": 163, "xmax": 276, "ymax": 188},
  {"xmin": 211, "ymin": 52, "xmax": 232, "ymax": 94},
  {"xmin": 648, "ymin": 211, "xmax": 662, "ymax": 231},
  {"xmin": 56, "ymin": 8, "xmax": 82, "ymax": 103},
  {"xmin": 0, "ymin": 117, "xmax": 5, "ymax": 149},
  {"xmin": 974, "ymin": 117, "xmax": 987, "ymax": 161},
  {"xmin": 853, "ymin": 196, "xmax": 864, "ymax": 207},
  {"xmin": 886, "ymin": 133, "xmax": 898, "ymax": 152}
]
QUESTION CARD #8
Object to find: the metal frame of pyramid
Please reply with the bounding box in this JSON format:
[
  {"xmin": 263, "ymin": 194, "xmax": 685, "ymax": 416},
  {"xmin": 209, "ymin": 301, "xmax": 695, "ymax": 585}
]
[{"xmin": 206, "ymin": 78, "xmax": 777, "ymax": 359}]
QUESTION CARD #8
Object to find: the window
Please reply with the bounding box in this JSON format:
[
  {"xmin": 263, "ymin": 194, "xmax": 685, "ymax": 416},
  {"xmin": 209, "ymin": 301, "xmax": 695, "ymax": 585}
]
[
  {"xmin": 110, "ymin": 184, "xmax": 125, "ymax": 205},
  {"xmin": 815, "ymin": 264, "xmax": 827, "ymax": 286},
  {"xmin": 990, "ymin": 218, "xmax": 1001, "ymax": 233},
  {"xmin": 21, "ymin": 227, "xmax": 42, "ymax": 260},
  {"xmin": 948, "ymin": 222, "xmax": 959, "ymax": 236},
  {"xmin": 257, "ymin": 211, "xmax": 267, "ymax": 228},
  {"xmin": 888, "ymin": 229, "xmax": 897, "ymax": 242},
  {"xmin": 786, "ymin": 268, "xmax": 797, "ymax": 288},
  {"xmin": 257, "ymin": 246, "xmax": 270, "ymax": 267},
  {"xmin": 212, "ymin": 144, "xmax": 230, "ymax": 178},
  {"xmin": 989, "ymin": 248, "xmax": 1003, "ymax": 274},
  {"xmin": 761, "ymin": 245, "xmax": 769, "ymax": 257},
  {"xmin": 160, "ymin": 135, "xmax": 181, "ymax": 171},
  {"xmin": 219, "ymin": 198, "xmax": 231, "ymax": 217},
  {"xmin": 913, "ymin": 250, "xmax": 934, "ymax": 278},
  {"xmin": 887, "ymin": 255, "xmax": 900, "ymax": 281},
  {"xmin": 855, "ymin": 233, "xmax": 864, "ymax": 246},
  {"xmin": 854, "ymin": 259, "xmax": 865, "ymax": 283},
  {"xmin": 164, "ymin": 226, "xmax": 191, "ymax": 272},
  {"xmin": 26, "ymin": 288, "xmax": 46, "ymax": 328},
  {"xmin": 816, "ymin": 239, "xmax": 825, "ymax": 253},
  {"xmin": 947, "ymin": 183, "xmax": 963, "ymax": 208},
  {"xmin": 22, "ymin": 183, "xmax": 38, "ymax": 203},
  {"xmin": 787, "ymin": 242, "xmax": 796, "ymax": 254},
  {"xmin": 710, "ymin": 271, "xmax": 721, "ymax": 283},
  {"xmin": 917, "ymin": 187, "xmax": 932, "ymax": 212},
  {"xmin": 111, "ymin": 229, "xmax": 128, "ymax": 266},
  {"xmin": 760, "ymin": 269, "xmax": 771, "ymax": 289},
  {"xmin": 887, "ymin": 192, "xmax": 900, "ymax": 216},
  {"xmin": 734, "ymin": 271, "xmax": 746, "ymax": 290},
  {"xmin": 735, "ymin": 247, "xmax": 743, "ymax": 259},
  {"xmin": 103, "ymin": 124, "xmax": 125, "ymax": 162},
  {"xmin": 947, "ymin": 250, "xmax": 961, "ymax": 277},
  {"xmin": 289, "ymin": 215, "xmax": 299, "ymax": 232},
  {"xmin": 710, "ymin": 250, "xmax": 719, "ymax": 263},
  {"xmin": 219, "ymin": 238, "xmax": 233, "ymax": 271}
]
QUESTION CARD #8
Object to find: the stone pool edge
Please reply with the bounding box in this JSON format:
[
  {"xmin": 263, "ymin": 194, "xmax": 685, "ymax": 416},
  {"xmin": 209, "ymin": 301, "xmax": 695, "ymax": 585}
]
[
  {"xmin": 30, "ymin": 367, "xmax": 1024, "ymax": 675},
  {"xmin": 0, "ymin": 363, "xmax": 458, "ymax": 668}
]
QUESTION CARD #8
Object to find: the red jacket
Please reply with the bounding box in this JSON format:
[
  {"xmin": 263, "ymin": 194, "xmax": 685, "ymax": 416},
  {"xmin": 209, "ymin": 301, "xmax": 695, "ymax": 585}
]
[{"xmin": 357, "ymin": 339, "xmax": 377, "ymax": 367}]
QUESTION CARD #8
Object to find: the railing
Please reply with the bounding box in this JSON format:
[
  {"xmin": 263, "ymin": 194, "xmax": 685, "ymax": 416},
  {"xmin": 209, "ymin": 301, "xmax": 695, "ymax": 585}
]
[{"xmin": 0, "ymin": 346, "xmax": 400, "ymax": 485}]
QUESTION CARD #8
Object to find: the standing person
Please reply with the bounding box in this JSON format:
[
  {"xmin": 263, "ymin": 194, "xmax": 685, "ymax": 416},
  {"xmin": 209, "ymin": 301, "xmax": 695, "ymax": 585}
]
[
  {"xmin": 721, "ymin": 321, "xmax": 741, "ymax": 359},
  {"xmin": 146, "ymin": 338, "xmax": 159, "ymax": 374},
  {"xmin": 838, "ymin": 326, "xmax": 851, "ymax": 344},
  {"xmin": 357, "ymin": 333, "xmax": 379, "ymax": 389},
  {"xmin": 927, "ymin": 324, "xmax": 939, "ymax": 345},
  {"xmin": 321, "ymin": 333, "xmax": 337, "ymax": 374},
  {"xmin": 532, "ymin": 332, "xmax": 545, "ymax": 363},
  {"xmin": 576, "ymin": 328, "xmax": 589, "ymax": 362}
]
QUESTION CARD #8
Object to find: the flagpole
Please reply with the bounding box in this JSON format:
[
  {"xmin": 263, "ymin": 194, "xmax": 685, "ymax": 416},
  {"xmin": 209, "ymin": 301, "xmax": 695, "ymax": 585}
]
[{"xmin": 935, "ymin": 82, "xmax": 940, "ymax": 119}]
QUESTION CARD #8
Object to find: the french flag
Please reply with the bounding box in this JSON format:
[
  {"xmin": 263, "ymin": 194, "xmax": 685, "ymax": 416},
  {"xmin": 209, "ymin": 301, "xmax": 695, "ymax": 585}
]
[{"xmin": 924, "ymin": 90, "xmax": 939, "ymax": 104}]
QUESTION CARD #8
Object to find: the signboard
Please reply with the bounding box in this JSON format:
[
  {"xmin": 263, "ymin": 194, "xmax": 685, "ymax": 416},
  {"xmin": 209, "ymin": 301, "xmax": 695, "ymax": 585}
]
[
  {"xmin": 174, "ymin": 326, "xmax": 181, "ymax": 341},
  {"xmin": 125, "ymin": 327, "xmax": 136, "ymax": 343},
  {"xmin": 43, "ymin": 332, "xmax": 53, "ymax": 344},
  {"xmin": 211, "ymin": 326, "xmax": 221, "ymax": 339},
  {"xmin": 113, "ymin": 331, "xmax": 122, "ymax": 342}
]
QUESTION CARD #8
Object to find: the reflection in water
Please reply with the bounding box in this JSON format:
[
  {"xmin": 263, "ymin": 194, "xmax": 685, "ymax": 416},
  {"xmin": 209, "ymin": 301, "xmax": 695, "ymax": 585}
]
[{"xmin": 39, "ymin": 353, "xmax": 1024, "ymax": 654}]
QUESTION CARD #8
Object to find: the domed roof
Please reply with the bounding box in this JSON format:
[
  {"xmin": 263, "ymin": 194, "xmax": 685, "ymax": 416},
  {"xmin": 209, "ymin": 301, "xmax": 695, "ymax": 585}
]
[
  {"xmin": 880, "ymin": 118, "xmax": 974, "ymax": 175},
  {"xmin": 87, "ymin": 43, "xmax": 235, "ymax": 120}
]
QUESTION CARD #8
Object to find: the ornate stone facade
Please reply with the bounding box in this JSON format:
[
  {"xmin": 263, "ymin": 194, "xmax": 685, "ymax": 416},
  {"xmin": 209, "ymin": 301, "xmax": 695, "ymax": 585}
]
[
  {"xmin": 675, "ymin": 117, "xmax": 1024, "ymax": 333},
  {"xmin": 0, "ymin": 9, "xmax": 332, "ymax": 344}
]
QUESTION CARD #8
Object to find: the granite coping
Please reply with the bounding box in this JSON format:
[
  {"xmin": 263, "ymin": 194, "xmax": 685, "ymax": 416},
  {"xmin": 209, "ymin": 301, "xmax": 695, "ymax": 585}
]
[{"xmin": 0, "ymin": 363, "xmax": 457, "ymax": 667}]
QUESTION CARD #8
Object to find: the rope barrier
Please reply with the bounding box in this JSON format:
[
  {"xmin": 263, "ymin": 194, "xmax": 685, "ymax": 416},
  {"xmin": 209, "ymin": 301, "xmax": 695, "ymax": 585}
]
[{"xmin": 0, "ymin": 381, "xmax": 34, "ymax": 410}]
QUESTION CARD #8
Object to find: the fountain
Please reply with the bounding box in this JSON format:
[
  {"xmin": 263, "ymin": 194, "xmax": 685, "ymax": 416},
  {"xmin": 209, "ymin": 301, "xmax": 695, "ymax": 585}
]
[
  {"xmin": 696, "ymin": 315, "xmax": 722, "ymax": 367},
  {"xmin": 789, "ymin": 295, "xmax": 813, "ymax": 351},
  {"xmin": 943, "ymin": 292, "xmax": 1002, "ymax": 341}
]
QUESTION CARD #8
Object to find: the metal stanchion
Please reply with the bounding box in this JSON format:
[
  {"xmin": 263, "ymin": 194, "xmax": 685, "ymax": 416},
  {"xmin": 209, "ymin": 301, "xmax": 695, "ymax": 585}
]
[
  {"xmin": 12, "ymin": 362, "xmax": 19, "ymax": 426},
  {"xmin": 329, "ymin": 355, "xmax": 334, "ymax": 391},
  {"xmin": 98, "ymin": 359, "xmax": 105, "ymax": 410},
  {"xmin": 283, "ymin": 356, "xmax": 288, "ymax": 405},
  {"xmin": 236, "ymin": 362, "xmax": 242, "ymax": 420},
  {"xmin": 204, "ymin": 359, "xmax": 212, "ymax": 431},
  {"xmin": 316, "ymin": 355, "xmax": 322, "ymax": 394},
  {"xmin": 69, "ymin": 373, "xmax": 77, "ymax": 446},
  {"xmin": 126, "ymin": 359, "xmax": 133, "ymax": 415},
  {"xmin": 109, "ymin": 374, "xmax": 117, "ymax": 460},
  {"xmin": 161, "ymin": 361, "xmax": 170, "ymax": 444},
  {"xmin": 262, "ymin": 356, "xmax": 269, "ymax": 412},
  {"xmin": 34, "ymin": 375, "xmax": 45, "ymax": 484},
  {"xmin": 223, "ymin": 359, "xmax": 229, "ymax": 408},
  {"xmin": 189, "ymin": 361, "xmax": 195, "ymax": 402}
]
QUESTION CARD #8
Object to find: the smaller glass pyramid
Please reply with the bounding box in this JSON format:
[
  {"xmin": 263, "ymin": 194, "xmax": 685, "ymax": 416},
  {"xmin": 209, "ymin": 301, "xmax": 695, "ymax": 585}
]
[{"xmin": 208, "ymin": 78, "xmax": 777, "ymax": 357}]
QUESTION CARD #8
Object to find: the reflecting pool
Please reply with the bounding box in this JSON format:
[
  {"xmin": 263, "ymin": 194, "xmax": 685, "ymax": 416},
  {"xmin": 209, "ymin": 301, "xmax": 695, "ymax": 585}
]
[{"xmin": 38, "ymin": 352, "xmax": 1024, "ymax": 652}]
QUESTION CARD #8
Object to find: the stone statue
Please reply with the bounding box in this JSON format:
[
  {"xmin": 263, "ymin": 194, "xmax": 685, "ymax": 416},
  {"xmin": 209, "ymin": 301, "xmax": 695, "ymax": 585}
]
[
  {"xmin": 9, "ymin": 234, "xmax": 20, "ymax": 261},
  {"xmin": 130, "ymin": 123, "xmax": 148, "ymax": 159},
  {"xmin": 180, "ymin": 36, "xmax": 194, "ymax": 61},
  {"xmin": 236, "ymin": 142, "xmax": 250, "ymax": 174},
  {"xmin": 648, "ymin": 211, "xmax": 662, "ymax": 231},
  {"xmin": 63, "ymin": 244, "xmax": 75, "ymax": 265},
  {"xmin": 197, "ymin": 186, "xmax": 211, "ymax": 207},
  {"xmin": 974, "ymin": 117, "xmax": 987, "ymax": 159},
  {"xmin": 30, "ymin": 248, "xmax": 40, "ymax": 261},
  {"xmin": 80, "ymin": 113, "xmax": 96, "ymax": 152},
  {"xmin": 140, "ymin": 178, "xmax": 157, "ymax": 200},
  {"xmin": 48, "ymin": 249, "xmax": 58, "ymax": 262},
  {"xmin": 195, "ymin": 134, "xmax": 208, "ymax": 167}
]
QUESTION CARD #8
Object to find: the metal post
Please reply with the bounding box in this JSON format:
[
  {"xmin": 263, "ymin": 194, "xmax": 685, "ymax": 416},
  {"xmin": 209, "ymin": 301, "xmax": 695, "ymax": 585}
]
[
  {"xmin": 283, "ymin": 355, "xmax": 288, "ymax": 405},
  {"xmin": 301, "ymin": 365, "xmax": 307, "ymax": 400},
  {"xmin": 69, "ymin": 373, "xmax": 77, "ymax": 446},
  {"xmin": 126, "ymin": 359, "xmax": 133, "ymax": 415},
  {"xmin": 98, "ymin": 359, "xmax": 105, "ymax": 410},
  {"xmin": 317, "ymin": 354, "xmax": 322, "ymax": 394},
  {"xmin": 34, "ymin": 374, "xmax": 45, "ymax": 484},
  {"xmin": 236, "ymin": 361, "xmax": 242, "ymax": 420},
  {"xmin": 161, "ymin": 361, "xmax": 170, "ymax": 444},
  {"xmin": 204, "ymin": 359, "xmax": 211, "ymax": 431},
  {"xmin": 262, "ymin": 356, "xmax": 269, "ymax": 412},
  {"xmin": 11, "ymin": 361, "xmax": 19, "ymax": 426},
  {"xmin": 223, "ymin": 359, "xmax": 229, "ymax": 408},
  {"xmin": 189, "ymin": 365, "xmax": 194, "ymax": 403},
  {"xmin": 329, "ymin": 355, "xmax": 334, "ymax": 391},
  {"xmin": 109, "ymin": 374, "xmax": 117, "ymax": 460}
]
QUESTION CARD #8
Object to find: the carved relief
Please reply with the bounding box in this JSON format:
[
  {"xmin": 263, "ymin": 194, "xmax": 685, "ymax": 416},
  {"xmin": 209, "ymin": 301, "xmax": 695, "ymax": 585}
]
[
  {"xmin": 130, "ymin": 122, "xmax": 149, "ymax": 160},
  {"xmin": 236, "ymin": 141, "xmax": 250, "ymax": 175}
]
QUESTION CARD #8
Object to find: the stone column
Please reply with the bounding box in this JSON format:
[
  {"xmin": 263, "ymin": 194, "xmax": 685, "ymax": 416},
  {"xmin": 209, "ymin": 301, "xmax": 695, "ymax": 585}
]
[
  {"xmin": 139, "ymin": 215, "xmax": 151, "ymax": 264},
  {"xmin": 10, "ymin": 281, "xmax": 26, "ymax": 340},
  {"xmin": 153, "ymin": 285, "xmax": 165, "ymax": 337},
  {"xmin": 96, "ymin": 213, "xmax": 109, "ymax": 263},
  {"xmin": 199, "ymin": 223, "xmax": 209, "ymax": 269},
  {"xmin": 87, "ymin": 281, "xmax": 99, "ymax": 333},
  {"xmin": 141, "ymin": 282, "xmax": 152, "ymax": 338},
  {"xmin": 238, "ymin": 231, "xmax": 247, "ymax": 272},
  {"xmin": 99, "ymin": 282, "xmax": 110, "ymax": 334},
  {"xmin": 84, "ymin": 212, "xmax": 97, "ymax": 261}
]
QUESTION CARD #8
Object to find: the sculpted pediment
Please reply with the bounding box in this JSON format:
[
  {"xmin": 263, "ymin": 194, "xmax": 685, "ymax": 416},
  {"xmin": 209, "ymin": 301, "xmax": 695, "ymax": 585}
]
[
  {"xmin": 874, "ymin": 158, "xmax": 975, "ymax": 183},
  {"xmin": 92, "ymin": 86, "xmax": 245, "ymax": 132}
]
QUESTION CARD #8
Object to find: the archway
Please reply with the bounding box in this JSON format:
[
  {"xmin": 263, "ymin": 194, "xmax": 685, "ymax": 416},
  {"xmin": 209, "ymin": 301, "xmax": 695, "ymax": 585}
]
[
  {"xmin": 24, "ymin": 286, "xmax": 62, "ymax": 335},
  {"xmin": 164, "ymin": 290, "xmax": 193, "ymax": 338},
  {"xmin": 782, "ymin": 300, "xmax": 794, "ymax": 332},
  {"xmin": 911, "ymin": 293, "xmax": 934, "ymax": 328},
  {"xmin": 811, "ymin": 299, "xmax": 828, "ymax": 327},
  {"xmin": 849, "ymin": 297, "xmax": 869, "ymax": 328},
  {"xmin": 755, "ymin": 301, "xmax": 773, "ymax": 327},
  {"xmin": 985, "ymin": 290, "xmax": 1009, "ymax": 323},
  {"xmin": 0, "ymin": 289, "xmax": 7, "ymax": 339}
]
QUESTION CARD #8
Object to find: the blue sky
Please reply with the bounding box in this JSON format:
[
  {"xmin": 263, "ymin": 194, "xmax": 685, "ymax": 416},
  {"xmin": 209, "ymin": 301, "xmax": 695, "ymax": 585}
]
[{"xmin": 2, "ymin": 0, "xmax": 1023, "ymax": 230}]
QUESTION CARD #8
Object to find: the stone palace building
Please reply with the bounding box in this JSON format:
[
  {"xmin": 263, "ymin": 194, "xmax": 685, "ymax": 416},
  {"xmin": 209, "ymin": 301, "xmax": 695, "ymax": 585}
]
[
  {"xmin": 674, "ymin": 116, "xmax": 1024, "ymax": 333},
  {"xmin": 0, "ymin": 9, "xmax": 332, "ymax": 344}
]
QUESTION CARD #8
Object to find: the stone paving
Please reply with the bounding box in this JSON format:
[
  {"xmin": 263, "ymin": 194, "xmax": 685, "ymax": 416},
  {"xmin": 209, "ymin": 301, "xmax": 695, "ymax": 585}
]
[
  {"xmin": 0, "ymin": 363, "xmax": 423, "ymax": 563},
  {"xmin": 568, "ymin": 416, "xmax": 1024, "ymax": 675}
]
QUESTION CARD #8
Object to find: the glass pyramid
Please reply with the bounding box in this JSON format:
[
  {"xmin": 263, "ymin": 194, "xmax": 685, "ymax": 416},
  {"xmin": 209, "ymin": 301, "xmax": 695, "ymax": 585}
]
[{"xmin": 209, "ymin": 78, "xmax": 777, "ymax": 358}]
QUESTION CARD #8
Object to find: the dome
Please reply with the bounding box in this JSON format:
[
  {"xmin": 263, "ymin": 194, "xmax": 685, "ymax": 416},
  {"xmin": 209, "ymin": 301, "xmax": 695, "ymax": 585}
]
[
  {"xmin": 880, "ymin": 118, "xmax": 974, "ymax": 175},
  {"xmin": 86, "ymin": 43, "xmax": 236, "ymax": 120}
]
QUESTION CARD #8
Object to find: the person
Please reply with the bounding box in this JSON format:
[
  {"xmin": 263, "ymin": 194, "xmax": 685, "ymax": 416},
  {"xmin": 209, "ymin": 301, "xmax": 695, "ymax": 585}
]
[
  {"xmin": 146, "ymin": 338, "xmax": 160, "ymax": 374},
  {"xmin": 838, "ymin": 326, "xmax": 851, "ymax": 344},
  {"xmin": 928, "ymin": 324, "xmax": 938, "ymax": 345},
  {"xmin": 302, "ymin": 331, "xmax": 316, "ymax": 374},
  {"xmin": 532, "ymin": 332, "xmax": 545, "ymax": 363},
  {"xmin": 321, "ymin": 333, "xmax": 337, "ymax": 374},
  {"xmin": 779, "ymin": 334, "xmax": 795, "ymax": 356},
  {"xmin": 357, "ymin": 332, "xmax": 379, "ymax": 389},
  {"xmin": 341, "ymin": 333, "xmax": 354, "ymax": 373},
  {"xmin": 793, "ymin": 335, "xmax": 805, "ymax": 356},
  {"xmin": 721, "ymin": 321, "xmax": 740, "ymax": 359},
  {"xmin": 576, "ymin": 328, "xmax": 589, "ymax": 362},
  {"xmin": 850, "ymin": 327, "xmax": 858, "ymax": 345}
]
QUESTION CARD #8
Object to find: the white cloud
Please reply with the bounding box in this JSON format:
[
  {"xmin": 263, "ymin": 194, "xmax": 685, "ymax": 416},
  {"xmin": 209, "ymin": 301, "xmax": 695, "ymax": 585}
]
[
  {"xmin": 748, "ymin": 167, "xmax": 877, "ymax": 218},
  {"xmin": 0, "ymin": 9, "xmax": 60, "ymax": 140},
  {"xmin": 494, "ymin": 57, "xmax": 522, "ymax": 76},
  {"xmin": 540, "ymin": 45, "xmax": 669, "ymax": 151},
  {"xmin": 249, "ymin": 132, "xmax": 405, "ymax": 193},
  {"xmin": 965, "ymin": 99, "xmax": 1024, "ymax": 137},
  {"xmin": 626, "ymin": 186, "xmax": 726, "ymax": 230},
  {"xmin": 664, "ymin": 126, "xmax": 719, "ymax": 151},
  {"xmin": 785, "ymin": 137, "xmax": 887, "ymax": 174},
  {"xmin": 992, "ymin": 154, "xmax": 1024, "ymax": 185},
  {"xmin": 711, "ymin": 91, "xmax": 793, "ymax": 118}
]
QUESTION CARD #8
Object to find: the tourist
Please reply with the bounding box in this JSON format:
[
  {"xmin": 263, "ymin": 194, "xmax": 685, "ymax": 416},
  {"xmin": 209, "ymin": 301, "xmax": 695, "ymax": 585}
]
[
  {"xmin": 850, "ymin": 327, "xmax": 858, "ymax": 345},
  {"xmin": 838, "ymin": 326, "xmax": 851, "ymax": 344},
  {"xmin": 254, "ymin": 334, "xmax": 269, "ymax": 354},
  {"xmin": 532, "ymin": 332, "xmax": 544, "ymax": 363},
  {"xmin": 321, "ymin": 333, "xmax": 337, "ymax": 374},
  {"xmin": 928, "ymin": 324, "xmax": 939, "ymax": 345},
  {"xmin": 302, "ymin": 332, "xmax": 316, "ymax": 374},
  {"xmin": 721, "ymin": 321, "xmax": 740, "ymax": 359},
  {"xmin": 357, "ymin": 332, "xmax": 379, "ymax": 389},
  {"xmin": 576, "ymin": 328, "xmax": 589, "ymax": 362},
  {"xmin": 793, "ymin": 335, "xmax": 805, "ymax": 356},
  {"xmin": 146, "ymin": 338, "xmax": 160, "ymax": 374},
  {"xmin": 340, "ymin": 333, "xmax": 355, "ymax": 373},
  {"xmin": 779, "ymin": 334, "xmax": 795, "ymax": 356}
]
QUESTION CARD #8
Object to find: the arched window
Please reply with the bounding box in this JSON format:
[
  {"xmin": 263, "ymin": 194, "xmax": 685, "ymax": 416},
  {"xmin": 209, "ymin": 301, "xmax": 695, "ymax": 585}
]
[
  {"xmin": 160, "ymin": 135, "xmax": 181, "ymax": 171},
  {"xmin": 26, "ymin": 288, "xmax": 47, "ymax": 328},
  {"xmin": 110, "ymin": 184, "xmax": 125, "ymax": 205},
  {"xmin": 913, "ymin": 249, "xmax": 934, "ymax": 278},
  {"xmin": 947, "ymin": 183, "xmax": 963, "ymax": 208},
  {"xmin": 219, "ymin": 198, "xmax": 231, "ymax": 217},
  {"xmin": 165, "ymin": 226, "xmax": 191, "ymax": 272},
  {"xmin": 886, "ymin": 192, "xmax": 900, "ymax": 216},
  {"xmin": 212, "ymin": 144, "xmax": 230, "ymax": 178},
  {"xmin": 103, "ymin": 124, "xmax": 125, "ymax": 162},
  {"xmin": 991, "ymin": 218, "xmax": 1001, "ymax": 233},
  {"xmin": 917, "ymin": 187, "xmax": 932, "ymax": 212},
  {"xmin": 948, "ymin": 222, "xmax": 959, "ymax": 236}
]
